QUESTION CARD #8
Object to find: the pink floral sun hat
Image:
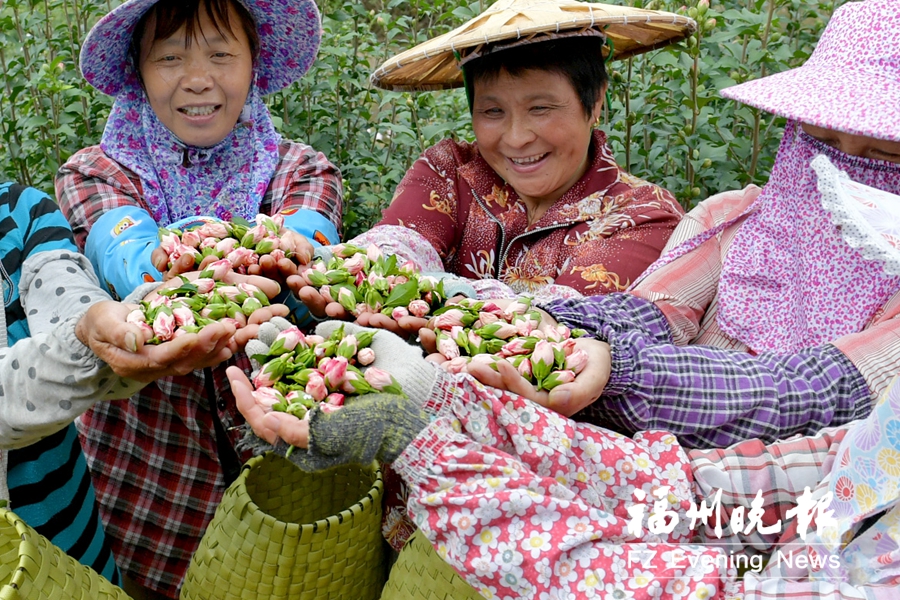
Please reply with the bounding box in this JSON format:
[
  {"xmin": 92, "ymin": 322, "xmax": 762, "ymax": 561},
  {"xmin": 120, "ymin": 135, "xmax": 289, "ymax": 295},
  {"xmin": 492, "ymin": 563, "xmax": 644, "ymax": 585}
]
[
  {"xmin": 79, "ymin": 0, "xmax": 321, "ymax": 97},
  {"xmin": 720, "ymin": 0, "xmax": 900, "ymax": 142}
]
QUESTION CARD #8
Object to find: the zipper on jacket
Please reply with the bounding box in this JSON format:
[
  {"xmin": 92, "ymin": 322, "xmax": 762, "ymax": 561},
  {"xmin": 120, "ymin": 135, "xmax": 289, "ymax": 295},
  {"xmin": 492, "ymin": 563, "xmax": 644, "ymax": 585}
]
[{"xmin": 472, "ymin": 190, "xmax": 506, "ymax": 277}]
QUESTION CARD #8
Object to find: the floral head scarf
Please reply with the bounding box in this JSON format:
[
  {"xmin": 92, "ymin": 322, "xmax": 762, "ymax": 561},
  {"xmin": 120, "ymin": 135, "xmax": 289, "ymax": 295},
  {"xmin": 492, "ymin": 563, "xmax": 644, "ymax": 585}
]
[
  {"xmin": 716, "ymin": 121, "xmax": 900, "ymax": 353},
  {"xmin": 100, "ymin": 64, "xmax": 281, "ymax": 226}
]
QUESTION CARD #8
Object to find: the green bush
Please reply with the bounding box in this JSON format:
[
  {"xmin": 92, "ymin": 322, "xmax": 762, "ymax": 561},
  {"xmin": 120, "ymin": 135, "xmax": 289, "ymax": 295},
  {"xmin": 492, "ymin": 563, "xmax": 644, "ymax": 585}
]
[{"xmin": 0, "ymin": 0, "xmax": 844, "ymax": 238}]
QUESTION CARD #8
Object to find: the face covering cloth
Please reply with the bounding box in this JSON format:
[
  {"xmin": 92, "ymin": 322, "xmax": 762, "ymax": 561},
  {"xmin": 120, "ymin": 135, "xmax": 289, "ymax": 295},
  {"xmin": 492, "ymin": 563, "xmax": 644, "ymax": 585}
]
[{"xmin": 716, "ymin": 121, "xmax": 900, "ymax": 354}]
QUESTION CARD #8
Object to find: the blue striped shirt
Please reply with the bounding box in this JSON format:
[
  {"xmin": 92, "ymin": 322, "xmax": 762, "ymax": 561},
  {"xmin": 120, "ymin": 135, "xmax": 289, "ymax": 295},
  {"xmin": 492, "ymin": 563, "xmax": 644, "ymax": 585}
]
[{"xmin": 1, "ymin": 183, "xmax": 119, "ymax": 584}]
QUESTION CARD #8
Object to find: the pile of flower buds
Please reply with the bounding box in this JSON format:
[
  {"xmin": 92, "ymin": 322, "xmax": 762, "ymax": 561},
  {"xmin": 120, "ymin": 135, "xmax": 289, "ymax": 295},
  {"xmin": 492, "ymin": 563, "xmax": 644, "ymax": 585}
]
[
  {"xmin": 127, "ymin": 259, "xmax": 271, "ymax": 344},
  {"xmin": 296, "ymin": 243, "xmax": 447, "ymax": 319},
  {"xmin": 249, "ymin": 323, "xmax": 405, "ymax": 421},
  {"xmin": 158, "ymin": 214, "xmax": 294, "ymax": 274},
  {"xmin": 430, "ymin": 298, "xmax": 589, "ymax": 391}
]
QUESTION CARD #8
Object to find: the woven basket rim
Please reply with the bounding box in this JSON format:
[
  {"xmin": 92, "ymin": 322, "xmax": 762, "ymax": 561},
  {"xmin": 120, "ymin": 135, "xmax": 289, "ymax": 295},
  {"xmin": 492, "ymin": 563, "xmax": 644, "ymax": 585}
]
[
  {"xmin": 0, "ymin": 509, "xmax": 30, "ymax": 592},
  {"xmin": 239, "ymin": 454, "xmax": 384, "ymax": 533}
]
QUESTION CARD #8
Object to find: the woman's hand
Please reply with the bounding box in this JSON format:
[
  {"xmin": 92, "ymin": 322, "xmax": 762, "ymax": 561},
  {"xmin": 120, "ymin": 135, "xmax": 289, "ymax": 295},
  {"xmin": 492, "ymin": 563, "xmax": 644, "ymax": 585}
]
[
  {"xmin": 229, "ymin": 365, "xmax": 310, "ymax": 447},
  {"xmin": 465, "ymin": 337, "xmax": 611, "ymax": 417},
  {"xmin": 76, "ymin": 301, "xmax": 237, "ymax": 381},
  {"xmin": 247, "ymin": 231, "xmax": 313, "ymax": 280},
  {"xmin": 152, "ymin": 246, "xmax": 203, "ymax": 280}
]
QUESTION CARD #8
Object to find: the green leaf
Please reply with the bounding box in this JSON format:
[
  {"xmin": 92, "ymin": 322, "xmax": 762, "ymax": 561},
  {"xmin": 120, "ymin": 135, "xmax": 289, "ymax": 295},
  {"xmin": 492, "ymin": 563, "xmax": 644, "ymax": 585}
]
[{"xmin": 383, "ymin": 279, "xmax": 419, "ymax": 309}]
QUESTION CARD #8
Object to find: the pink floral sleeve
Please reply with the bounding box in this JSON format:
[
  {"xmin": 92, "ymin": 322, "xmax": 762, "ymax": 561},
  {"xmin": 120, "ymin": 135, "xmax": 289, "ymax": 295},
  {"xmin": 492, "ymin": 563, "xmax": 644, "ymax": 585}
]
[
  {"xmin": 349, "ymin": 224, "xmax": 445, "ymax": 272},
  {"xmin": 393, "ymin": 374, "xmax": 743, "ymax": 599}
]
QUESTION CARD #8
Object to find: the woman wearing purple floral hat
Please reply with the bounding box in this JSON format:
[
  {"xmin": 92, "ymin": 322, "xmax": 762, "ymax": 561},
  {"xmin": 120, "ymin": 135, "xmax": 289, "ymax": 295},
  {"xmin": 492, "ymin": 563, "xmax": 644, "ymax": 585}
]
[{"xmin": 54, "ymin": 0, "xmax": 342, "ymax": 597}]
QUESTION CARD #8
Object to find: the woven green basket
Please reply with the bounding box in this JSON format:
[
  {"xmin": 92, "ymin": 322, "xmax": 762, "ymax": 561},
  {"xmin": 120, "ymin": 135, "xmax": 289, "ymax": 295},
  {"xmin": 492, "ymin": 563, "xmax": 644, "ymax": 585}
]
[
  {"xmin": 180, "ymin": 453, "xmax": 385, "ymax": 600},
  {"xmin": 380, "ymin": 530, "xmax": 481, "ymax": 600},
  {"xmin": 0, "ymin": 506, "xmax": 132, "ymax": 600}
]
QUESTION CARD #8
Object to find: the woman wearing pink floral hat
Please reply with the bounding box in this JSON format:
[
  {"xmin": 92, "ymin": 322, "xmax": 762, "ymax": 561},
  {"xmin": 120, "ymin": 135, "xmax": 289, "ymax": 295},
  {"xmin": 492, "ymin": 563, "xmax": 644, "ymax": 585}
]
[{"xmin": 54, "ymin": 0, "xmax": 342, "ymax": 597}]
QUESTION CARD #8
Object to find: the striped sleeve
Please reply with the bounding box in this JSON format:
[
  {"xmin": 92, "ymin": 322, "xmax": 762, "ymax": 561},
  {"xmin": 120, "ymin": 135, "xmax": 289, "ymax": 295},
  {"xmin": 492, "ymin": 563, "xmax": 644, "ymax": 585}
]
[
  {"xmin": 0, "ymin": 184, "xmax": 78, "ymax": 344},
  {"xmin": 831, "ymin": 298, "xmax": 900, "ymax": 402}
]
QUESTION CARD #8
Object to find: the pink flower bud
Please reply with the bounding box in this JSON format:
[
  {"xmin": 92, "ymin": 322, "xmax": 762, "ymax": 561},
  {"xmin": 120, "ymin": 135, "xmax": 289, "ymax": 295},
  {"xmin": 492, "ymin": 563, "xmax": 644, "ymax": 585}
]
[
  {"xmin": 366, "ymin": 244, "xmax": 383, "ymax": 262},
  {"xmin": 562, "ymin": 338, "xmax": 577, "ymax": 356},
  {"xmin": 215, "ymin": 237, "xmax": 239, "ymax": 255},
  {"xmin": 153, "ymin": 311, "xmax": 176, "ymax": 341},
  {"xmin": 542, "ymin": 369, "xmax": 576, "ymax": 390},
  {"xmin": 200, "ymin": 236, "xmax": 219, "ymax": 249},
  {"xmin": 306, "ymin": 335, "xmax": 326, "ymax": 346},
  {"xmin": 319, "ymin": 284, "xmax": 334, "ymax": 303},
  {"xmin": 269, "ymin": 248, "xmax": 286, "ymax": 262},
  {"xmin": 531, "ymin": 340, "xmax": 555, "ymax": 368},
  {"xmin": 326, "ymin": 392, "xmax": 345, "ymax": 407},
  {"xmin": 478, "ymin": 311, "xmax": 499, "ymax": 325},
  {"xmin": 342, "ymin": 254, "xmax": 367, "ymax": 275},
  {"xmin": 320, "ymin": 356, "xmax": 349, "ymax": 389},
  {"xmin": 305, "ymin": 372, "xmax": 328, "ymax": 402},
  {"xmin": 565, "ymin": 349, "xmax": 589, "ymax": 375},
  {"xmin": 503, "ymin": 300, "xmax": 530, "ymax": 319},
  {"xmin": 196, "ymin": 222, "xmax": 229, "ymax": 239},
  {"xmin": 493, "ymin": 323, "xmax": 519, "ymax": 339},
  {"xmin": 337, "ymin": 335, "xmax": 359, "ymax": 359},
  {"xmin": 181, "ymin": 229, "xmax": 202, "ymax": 248},
  {"xmin": 500, "ymin": 338, "xmax": 530, "ymax": 357},
  {"xmin": 252, "ymin": 360, "xmax": 284, "ymax": 388},
  {"xmin": 226, "ymin": 247, "xmax": 256, "ymax": 268},
  {"xmin": 205, "ymin": 258, "xmax": 233, "ymax": 281},
  {"xmin": 442, "ymin": 356, "xmax": 470, "ymax": 374},
  {"xmin": 318, "ymin": 402, "xmax": 343, "ymax": 414},
  {"xmin": 217, "ymin": 285, "xmax": 243, "ymax": 302},
  {"xmin": 408, "ymin": 299, "xmax": 430, "ymax": 318},
  {"xmin": 480, "ymin": 301, "xmax": 504, "ymax": 315},
  {"xmin": 392, "ymin": 306, "xmax": 410, "ymax": 320},
  {"xmin": 517, "ymin": 357, "xmax": 533, "ymax": 378},
  {"xmin": 364, "ymin": 367, "xmax": 395, "ymax": 392},
  {"xmin": 252, "ymin": 387, "xmax": 285, "ymax": 412},
  {"xmin": 470, "ymin": 353, "xmax": 497, "ymax": 366},
  {"xmin": 194, "ymin": 278, "xmax": 216, "ymax": 294},
  {"xmin": 126, "ymin": 309, "xmax": 146, "ymax": 324},
  {"xmin": 357, "ymin": 347, "xmax": 375, "ymax": 366},
  {"xmin": 437, "ymin": 333, "xmax": 460, "ymax": 360},
  {"xmin": 434, "ymin": 308, "xmax": 466, "ymax": 330},
  {"xmin": 273, "ymin": 327, "xmax": 305, "ymax": 352},
  {"xmin": 172, "ymin": 306, "xmax": 195, "ymax": 328},
  {"xmin": 159, "ymin": 232, "xmax": 180, "ymax": 254}
]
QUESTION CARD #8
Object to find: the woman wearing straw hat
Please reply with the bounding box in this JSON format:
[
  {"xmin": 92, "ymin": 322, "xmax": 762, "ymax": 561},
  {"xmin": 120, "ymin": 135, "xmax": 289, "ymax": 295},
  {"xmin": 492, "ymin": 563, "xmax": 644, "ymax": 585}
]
[
  {"xmin": 408, "ymin": 0, "xmax": 900, "ymax": 448},
  {"xmin": 295, "ymin": 0, "xmax": 694, "ymax": 331},
  {"xmin": 53, "ymin": 0, "xmax": 342, "ymax": 597}
]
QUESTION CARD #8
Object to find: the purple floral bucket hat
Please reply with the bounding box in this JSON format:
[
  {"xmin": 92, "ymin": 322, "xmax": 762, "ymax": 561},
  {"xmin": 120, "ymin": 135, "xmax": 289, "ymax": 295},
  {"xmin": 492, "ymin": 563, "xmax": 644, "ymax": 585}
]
[
  {"xmin": 80, "ymin": 0, "xmax": 321, "ymax": 96},
  {"xmin": 720, "ymin": 0, "xmax": 900, "ymax": 142}
]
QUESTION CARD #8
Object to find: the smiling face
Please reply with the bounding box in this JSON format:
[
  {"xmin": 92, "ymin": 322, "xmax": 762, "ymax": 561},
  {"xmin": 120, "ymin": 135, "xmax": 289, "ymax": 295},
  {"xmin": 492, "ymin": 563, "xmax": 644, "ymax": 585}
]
[
  {"xmin": 471, "ymin": 68, "xmax": 604, "ymax": 220},
  {"xmin": 801, "ymin": 123, "xmax": 900, "ymax": 164},
  {"xmin": 138, "ymin": 2, "xmax": 253, "ymax": 148}
]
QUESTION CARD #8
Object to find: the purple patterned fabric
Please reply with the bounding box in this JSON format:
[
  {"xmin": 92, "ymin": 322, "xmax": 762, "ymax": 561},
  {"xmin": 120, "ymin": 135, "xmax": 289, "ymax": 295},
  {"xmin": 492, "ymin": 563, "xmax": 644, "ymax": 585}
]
[
  {"xmin": 79, "ymin": 0, "xmax": 321, "ymax": 97},
  {"xmin": 717, "ymin": 122, "xmax": 900, "ymax": 353},
  {"xmin": 100, "ymin": 80, "xmax": 281, "ymax": 225},
  {"xmin": 544, "ymin": 293, "xmax": 873, "ymax": 449},
  {"xmin": 721, "ymin": 0, "xmax": 900, "ymax": 142}
]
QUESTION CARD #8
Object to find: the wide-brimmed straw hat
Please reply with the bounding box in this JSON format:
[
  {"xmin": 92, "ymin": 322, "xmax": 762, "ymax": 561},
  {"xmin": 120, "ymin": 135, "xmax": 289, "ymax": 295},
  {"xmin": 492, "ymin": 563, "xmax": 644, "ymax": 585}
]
[
  {"xmin": 80, "ymin": 0, "xmax": 321, "ymax": 97},
  {"xmin": 721, "ymin": 0, "xmax": 900, "ymax": 142},
  {"xmin": 370, "ymin": 0, "xmax": 697, "ymax": 92}
]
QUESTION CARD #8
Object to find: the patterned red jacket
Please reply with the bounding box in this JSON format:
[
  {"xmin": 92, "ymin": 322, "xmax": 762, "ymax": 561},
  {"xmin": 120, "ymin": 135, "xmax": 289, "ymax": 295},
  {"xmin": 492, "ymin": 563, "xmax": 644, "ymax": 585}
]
[{"xmin": 378, "ymin": 130, "xmax": 684, "ymax": 295}]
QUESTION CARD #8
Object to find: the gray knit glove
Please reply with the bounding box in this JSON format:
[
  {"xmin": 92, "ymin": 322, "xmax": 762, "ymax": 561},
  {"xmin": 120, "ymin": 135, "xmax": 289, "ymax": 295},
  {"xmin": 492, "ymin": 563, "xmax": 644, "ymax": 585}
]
[
  {"xmin": 244, "ymin": 316, "xmax": 294, "ymax": 375},
  {"xmin": 275, "ymin": 393, "xmax": 429, "ymax": 471},
  {"xmin": 314, "ymin": 321, "xmax": 440, "ymax": 404}
]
